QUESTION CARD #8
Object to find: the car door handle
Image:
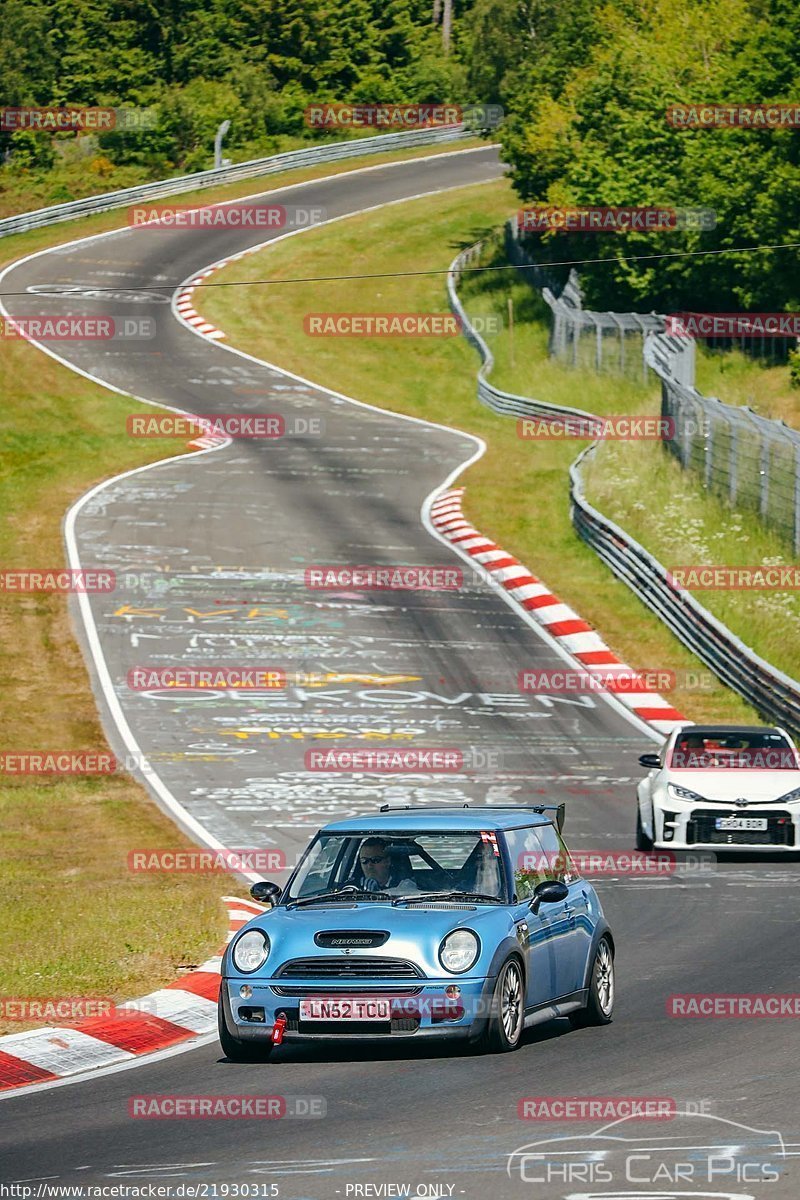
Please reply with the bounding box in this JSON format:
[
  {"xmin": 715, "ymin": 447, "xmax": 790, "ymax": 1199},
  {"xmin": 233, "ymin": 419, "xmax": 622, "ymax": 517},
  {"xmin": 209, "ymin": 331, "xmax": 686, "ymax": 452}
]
[{"xmin": 564, "ymin": 905, "xmax": 576, "ymax": 923}]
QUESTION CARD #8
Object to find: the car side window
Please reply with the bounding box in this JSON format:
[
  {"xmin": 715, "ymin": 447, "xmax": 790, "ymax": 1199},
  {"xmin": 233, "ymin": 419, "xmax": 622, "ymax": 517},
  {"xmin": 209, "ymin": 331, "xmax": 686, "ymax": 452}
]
[
  {"xmin": 504, "ymin": 826, "xmax": 552, "ymax": 901},
  {"xmin": 534, "ymin": 823, "xmax": 581, "ymax": 885}
]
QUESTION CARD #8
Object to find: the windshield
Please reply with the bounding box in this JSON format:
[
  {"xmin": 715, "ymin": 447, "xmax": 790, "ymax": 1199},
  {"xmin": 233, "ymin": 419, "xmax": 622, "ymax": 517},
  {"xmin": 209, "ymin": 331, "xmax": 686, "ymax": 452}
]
[
  {"xmin": 670, "ymin": 730, "xmax": 798, "ymax": 770},
  {"xmin": 286, "ymin": 831, "xmax": 507, "ymax": 901}
]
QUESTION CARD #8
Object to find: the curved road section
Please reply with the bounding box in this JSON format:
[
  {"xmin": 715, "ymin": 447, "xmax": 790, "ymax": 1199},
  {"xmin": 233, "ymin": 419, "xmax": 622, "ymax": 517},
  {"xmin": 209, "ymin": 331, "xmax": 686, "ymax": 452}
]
[{"xmin": 1, "ymin": 148, "xmax": 799, "ymax": 1197}]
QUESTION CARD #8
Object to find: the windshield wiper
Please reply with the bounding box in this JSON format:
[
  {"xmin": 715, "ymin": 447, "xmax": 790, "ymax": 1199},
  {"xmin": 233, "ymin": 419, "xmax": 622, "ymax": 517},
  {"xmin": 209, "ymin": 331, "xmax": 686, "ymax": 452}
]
[
  {"xmin": 287, "ymin": 889, "xmax": 392, "ymax": 909},
  {"xmin": 393, "ymin": 890, "xmax": 503, "ymax": 906}
]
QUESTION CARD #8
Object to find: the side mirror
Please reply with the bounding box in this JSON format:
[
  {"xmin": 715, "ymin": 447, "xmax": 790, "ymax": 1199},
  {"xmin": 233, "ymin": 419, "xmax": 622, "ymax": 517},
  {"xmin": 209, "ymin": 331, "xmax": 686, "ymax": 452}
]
[
  {"xmin": 250, "ymin": 880, "xmax": 282, "ymax": 907},
  {"xmin": 638, "ymin": 753, "xmax": 661, "ymax": 770},
  {"xmin": 529, "ymin": 878, "xmax": 569, "ymax": 913}
]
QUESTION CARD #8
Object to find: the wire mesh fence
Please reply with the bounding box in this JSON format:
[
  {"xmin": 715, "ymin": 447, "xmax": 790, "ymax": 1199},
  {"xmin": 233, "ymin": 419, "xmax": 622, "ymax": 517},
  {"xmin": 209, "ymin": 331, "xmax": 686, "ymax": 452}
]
[
  {"xmin": 505, "ymin": 214, "xmax": 663, "ymax": 381},
  {"xmin": 544, "ymin": 272, "xmax": 663, "ymax": 381},
  {"xmin": 506, "ymin": 217, "xmax": 800, "ymax": 551},
  {"xmin": 650, "ymin": 333, "xmax": 800, "ymax": 551}
]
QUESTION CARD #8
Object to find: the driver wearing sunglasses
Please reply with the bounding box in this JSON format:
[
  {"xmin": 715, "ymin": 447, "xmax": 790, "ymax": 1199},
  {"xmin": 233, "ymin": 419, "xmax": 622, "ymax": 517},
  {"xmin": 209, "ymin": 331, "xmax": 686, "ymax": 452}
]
[{"xmin": 355, "ymin": 837, "xmax": 418, "ymax": 893}]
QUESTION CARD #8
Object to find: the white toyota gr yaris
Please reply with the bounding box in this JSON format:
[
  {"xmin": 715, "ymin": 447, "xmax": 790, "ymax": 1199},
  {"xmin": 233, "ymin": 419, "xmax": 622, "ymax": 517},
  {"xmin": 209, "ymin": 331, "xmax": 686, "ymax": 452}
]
[{"xmin": 636, "ymin": 724, "xmax": 800, "ymax": 852}]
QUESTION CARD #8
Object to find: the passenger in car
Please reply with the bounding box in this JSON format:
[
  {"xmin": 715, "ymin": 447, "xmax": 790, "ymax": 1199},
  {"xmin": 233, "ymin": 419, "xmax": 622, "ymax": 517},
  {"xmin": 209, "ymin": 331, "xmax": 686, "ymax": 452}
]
[{"xmin": 463, "ymin": 840, "xmax": 503, "ymax": 895}]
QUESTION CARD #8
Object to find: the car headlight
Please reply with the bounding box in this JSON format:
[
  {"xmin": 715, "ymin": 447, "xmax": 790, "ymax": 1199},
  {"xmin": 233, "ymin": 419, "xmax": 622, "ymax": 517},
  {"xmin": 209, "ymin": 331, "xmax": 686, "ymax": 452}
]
[
  {"xmin": 232, "ymin": 929, "xmax": 270, "ymax": 973},
  {"xmin": 777, "ymin": 785, "xmax": 800, "ymax": 804},
  {"xmin": 438, "ymin": 929, "xmax": 480, "ymax": 974},
  {"xmin": 668, "ymin": 784, "xmax": 707, "ymax": 802}
]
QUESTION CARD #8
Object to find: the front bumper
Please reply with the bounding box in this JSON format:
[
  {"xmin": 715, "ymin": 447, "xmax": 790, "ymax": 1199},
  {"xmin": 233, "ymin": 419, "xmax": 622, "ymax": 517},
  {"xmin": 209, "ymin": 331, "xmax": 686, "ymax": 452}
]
[
  {"xmin": 222, "ymin": 975, "xmax": 495, "ymax": 1042},
  {"xmin": 655, "ymin": 806, "xmax": 797, "ymax": 851}
]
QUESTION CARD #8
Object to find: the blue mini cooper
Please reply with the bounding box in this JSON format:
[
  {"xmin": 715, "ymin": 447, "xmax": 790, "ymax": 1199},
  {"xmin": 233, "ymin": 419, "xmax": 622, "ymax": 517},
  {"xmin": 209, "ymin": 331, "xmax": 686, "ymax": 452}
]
[{"xmin": 218, "ymin": 805, "xmax": 615, "ymax": 1057}]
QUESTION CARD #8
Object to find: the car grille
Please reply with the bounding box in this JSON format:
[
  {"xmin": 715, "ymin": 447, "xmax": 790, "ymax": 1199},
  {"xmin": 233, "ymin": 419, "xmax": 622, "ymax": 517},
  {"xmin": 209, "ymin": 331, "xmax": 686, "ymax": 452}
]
[
  {"xmin": 272, "ymin": 984, "xmax": 422, "ymax": 997},
  {"xmin": 275, "ymin": 956, "xmax": 424, "ymax": 980},
  {"xmin": 687, "ymin": 809, "xmax": 794, "ymax": 846}
]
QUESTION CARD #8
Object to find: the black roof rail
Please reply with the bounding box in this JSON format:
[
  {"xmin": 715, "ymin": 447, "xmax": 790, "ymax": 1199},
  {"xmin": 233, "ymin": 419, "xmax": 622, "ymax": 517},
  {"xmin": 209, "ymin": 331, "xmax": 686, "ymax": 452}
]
[
  {"xmin": 378, "ymin": 803, "xmax": 471, "ymax": 811},
  {"xmin": 376, "ymin": 802, "xmax": 566, "ymax": 831}
]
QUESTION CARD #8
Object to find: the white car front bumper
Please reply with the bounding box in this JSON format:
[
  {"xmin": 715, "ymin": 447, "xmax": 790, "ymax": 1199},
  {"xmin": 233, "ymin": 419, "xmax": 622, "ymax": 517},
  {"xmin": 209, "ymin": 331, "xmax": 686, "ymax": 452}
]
[{"xmin": 654, "ymin": 804, "xmax": 798, "ymax": 851}]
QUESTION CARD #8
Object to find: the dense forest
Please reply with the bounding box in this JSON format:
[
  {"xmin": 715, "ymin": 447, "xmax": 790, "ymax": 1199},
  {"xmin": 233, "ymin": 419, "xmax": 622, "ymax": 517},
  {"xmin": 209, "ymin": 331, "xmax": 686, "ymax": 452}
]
[
  {"xmin": 0, "ymin": 0, "xmax": 472, "ymax": 172},
  {"xmin": 471, "ymin": 0, "xmax": 800, "ymax": 310},
  {"xmin": 1, "ymin": 0, "xmax": 798, "ymax": 311}
]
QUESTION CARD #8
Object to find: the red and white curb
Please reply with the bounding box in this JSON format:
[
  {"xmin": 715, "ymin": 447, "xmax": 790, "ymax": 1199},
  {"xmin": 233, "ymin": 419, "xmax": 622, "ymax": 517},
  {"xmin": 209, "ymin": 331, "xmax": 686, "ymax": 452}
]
[
  {"xmin": 0, "ymin": 895, "xmax": 263, "ymax": 1092},
  {"xmin": 176, "ymin": 253, "xmax": 255, "ymax": 448},
  {"xmin": 174, "ymin": 248, "xmax": 253, "ymax": 345},
  {"xmin": 173, "ymin": 261, "xmax": 239, "ymax": 451},
  {"xmin": 175, "ymin": 267, "xmax": 226, "ymax": 341},
  {"xmin": 430, "ymin": 488, "xmax": 686, "ymax": 735}
]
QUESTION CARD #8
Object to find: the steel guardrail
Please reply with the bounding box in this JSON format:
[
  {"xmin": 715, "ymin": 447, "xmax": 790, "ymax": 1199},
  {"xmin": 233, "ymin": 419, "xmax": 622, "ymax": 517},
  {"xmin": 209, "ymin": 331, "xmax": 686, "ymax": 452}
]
[
  {"xmin": 448, "ymin": 241, "xmax": 800, "ymax": 734},
  {"xmin": 569, "ymin": 446, "xmax": 800, "ymax": 735},
  {"xmin": 0, "ymin": 126, "xmax": 472, "ymax": 240},
  {"xmin": 447, "ymin": 241, "xmax": 593, "ymax": 425}
]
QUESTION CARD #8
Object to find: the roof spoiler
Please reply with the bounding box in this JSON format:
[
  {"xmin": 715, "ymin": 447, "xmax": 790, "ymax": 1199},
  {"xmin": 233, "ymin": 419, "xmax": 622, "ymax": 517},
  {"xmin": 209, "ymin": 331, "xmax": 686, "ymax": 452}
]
[{"xmin": 531, "ymin": 803, "xmax": 566, "ymax": 833}]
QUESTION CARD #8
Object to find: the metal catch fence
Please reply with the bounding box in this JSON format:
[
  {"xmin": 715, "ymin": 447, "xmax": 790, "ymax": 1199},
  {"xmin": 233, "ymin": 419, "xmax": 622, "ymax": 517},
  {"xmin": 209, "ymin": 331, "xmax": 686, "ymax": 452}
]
[{"xmin": 507, "ymin": 217, "xmax": 800, "ymax": 551}]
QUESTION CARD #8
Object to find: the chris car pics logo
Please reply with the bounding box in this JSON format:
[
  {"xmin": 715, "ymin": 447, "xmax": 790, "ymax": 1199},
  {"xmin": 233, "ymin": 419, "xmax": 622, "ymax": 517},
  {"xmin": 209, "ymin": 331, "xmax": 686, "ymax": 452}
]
[{"xmin": 507, "ymin": 1110, "xmax": 785, "ymax": 1187}]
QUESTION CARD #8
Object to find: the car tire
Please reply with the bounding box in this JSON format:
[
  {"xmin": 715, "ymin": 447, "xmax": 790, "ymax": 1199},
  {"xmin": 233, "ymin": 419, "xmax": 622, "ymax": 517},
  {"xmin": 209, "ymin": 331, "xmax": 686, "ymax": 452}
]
[
  {"xmin": 569, "ymin": 937, "xmax": 615, "ymax": 1028},
  {"xmin": 635, "ymin": 806, "xmax": 654, "ymax": 851},
  {"xmin": 218, "ymin": 995, "xmax": 274, "ymax": 1062},
  {"xmin": 473, "ymin": 957, "xmax": 525, "ymax": 1053}
]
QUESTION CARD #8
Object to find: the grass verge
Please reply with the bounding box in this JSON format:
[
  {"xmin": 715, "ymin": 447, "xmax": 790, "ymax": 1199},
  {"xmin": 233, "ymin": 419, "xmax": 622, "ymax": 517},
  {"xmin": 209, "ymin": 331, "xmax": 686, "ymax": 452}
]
[
  {"xmin": 199, "ymin": 185, "xmax": 757, "ymax": 725},
  {"xmin": 694, "ymin": 345, "xmax": 799, "ymax": 427},
  {"xmin": 581, "ymin": 441, "xmax": 800, "ymax": 681},
  {"xmin": 0, "ymin": 347, "xmax": 233, "ymax": 1029}
]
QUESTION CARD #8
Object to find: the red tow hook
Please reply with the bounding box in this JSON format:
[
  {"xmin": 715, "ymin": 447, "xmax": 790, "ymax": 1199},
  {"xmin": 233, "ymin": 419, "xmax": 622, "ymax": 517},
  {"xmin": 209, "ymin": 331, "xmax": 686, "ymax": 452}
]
[{"xmin": 271, "ymin": 1015, "xmax": 287, "ymax": 1045}]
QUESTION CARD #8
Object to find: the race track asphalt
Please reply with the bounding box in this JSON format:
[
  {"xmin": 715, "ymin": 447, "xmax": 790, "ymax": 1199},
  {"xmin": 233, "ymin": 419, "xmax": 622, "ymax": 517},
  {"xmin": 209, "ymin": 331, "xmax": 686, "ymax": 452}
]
[{"xmin": 1, "ymin": 146, "xmax": 799, "ymax": 1198}]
